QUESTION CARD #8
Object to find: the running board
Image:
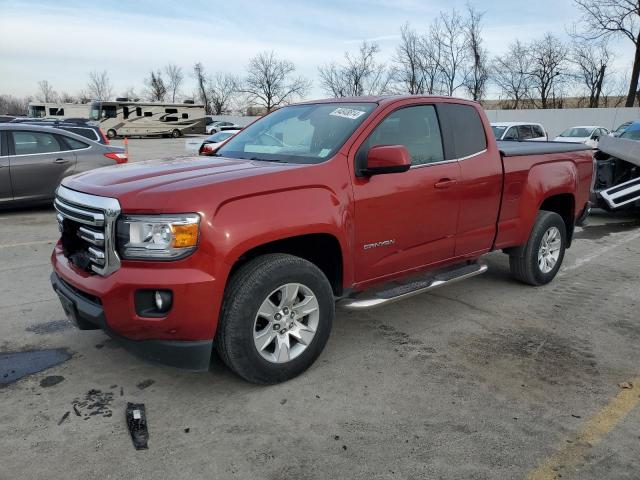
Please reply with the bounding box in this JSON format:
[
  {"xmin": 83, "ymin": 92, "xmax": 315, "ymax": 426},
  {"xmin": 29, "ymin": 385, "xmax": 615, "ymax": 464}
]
[
  {"xmin": 339, "ymin": 261, "xmax": 488, "ymax": 310},
  {"xmin": 600, "ymin": 176, "xmax": 640, "ymax": 209}
]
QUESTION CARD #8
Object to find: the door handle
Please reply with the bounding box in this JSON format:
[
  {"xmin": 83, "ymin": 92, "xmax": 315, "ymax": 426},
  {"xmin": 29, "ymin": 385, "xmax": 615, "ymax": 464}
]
[
  {"xmin": 434, "ymin": 178, "xmax": 457, "ymax": 189},
  {"xmin": 54, "ymin": 158, "xmax": 69, "ymax": 164}
]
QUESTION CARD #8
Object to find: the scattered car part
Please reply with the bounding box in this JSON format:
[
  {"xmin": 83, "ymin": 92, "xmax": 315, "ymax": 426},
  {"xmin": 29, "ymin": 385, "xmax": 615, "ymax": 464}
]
[
  {"xmin": 593, "ymin": 135, "xmax": 640, "ymax": 211},
  {"xmin": 126, "ymin": 402, "xmax": 149, "ymax": 450}
]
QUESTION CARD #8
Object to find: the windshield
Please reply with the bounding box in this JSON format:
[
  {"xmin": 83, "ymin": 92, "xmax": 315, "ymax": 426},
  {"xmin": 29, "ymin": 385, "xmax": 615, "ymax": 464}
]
[
  {"xmin": 208, "ymin": 131, "xmax": 236, "ymax": 142},
  {"xmin": 620, "ymin": 124, "xmax": 640, "ymax": 140},
  {"xmin": 559, "ymin": 127, "xmax": 592, "ymax": 138},
  {"xmin": 615, "ymin": 122, "xmax": 631, "ymax": 134},
  {"xmin": 491, "ymin": 126, "xmax": 507, "ymax": 138},
  {"xmin": 90, "ymin": 102, "xmax": 101, "ymax": 121},
  {"xmin": 215, "ymin": 103, "xmax": 376, "ymax": 164}
]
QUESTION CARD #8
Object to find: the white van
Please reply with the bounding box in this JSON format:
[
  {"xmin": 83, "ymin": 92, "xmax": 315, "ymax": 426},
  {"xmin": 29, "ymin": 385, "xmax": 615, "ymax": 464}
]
[{"xmin": 491, "ymin": 122, "xmax": 548, "ymax": 142}]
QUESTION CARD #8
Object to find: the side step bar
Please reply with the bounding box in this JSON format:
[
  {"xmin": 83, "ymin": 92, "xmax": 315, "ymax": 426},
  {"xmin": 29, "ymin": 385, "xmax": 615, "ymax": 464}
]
[
  {"xmin": 339, "ymin": 261, "xmax": 488, "ymax": 310},
  {"xmin": 600, "ymin": 176, "xmax": 640, "ymax": 209}
]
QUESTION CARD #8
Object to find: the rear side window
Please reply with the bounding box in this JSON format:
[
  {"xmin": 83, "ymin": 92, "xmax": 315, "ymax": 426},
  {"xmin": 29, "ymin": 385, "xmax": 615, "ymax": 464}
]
[
  {"xmin": 13, "ymin": 131, "xmax": 62, "ymax": 155},
  {"xmin": 358, "ymin": 105, "xmax": 444, "ymax": 166},
  {"xmin": 64, "ymin": 136, "xmax": 89, "ymax": 150},
  {"xmin": 518, "ymin": 125, "xmax": 533, "ymax": 140},
  {"xmin": 532, "ymin": 125, "xmax": 545, "ymax": 138},
  {"xmin": 49, "ymin": 107, "xmax": 64, "ymax": 116},
  {"xmin": 144, "ymin": 112, "xmax": 152, "ymax": 117},
  {"xmin": 437, "ymin": 103, "xmax": 487, "ymax": 158},
  {"xmin": 64, "ymin": 127, "xmax": 99, "ymax": 141}
]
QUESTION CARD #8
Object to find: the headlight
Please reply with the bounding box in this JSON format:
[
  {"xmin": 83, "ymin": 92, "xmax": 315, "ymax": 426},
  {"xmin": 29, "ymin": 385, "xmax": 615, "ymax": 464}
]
[{"xmin": 116, "ymin": 214, "xmax": 200, "ymax": 260}]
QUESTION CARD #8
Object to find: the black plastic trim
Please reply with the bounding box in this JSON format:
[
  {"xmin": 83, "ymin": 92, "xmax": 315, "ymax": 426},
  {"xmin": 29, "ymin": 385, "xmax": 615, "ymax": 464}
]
[{"xmin": 50, "ymin": 272, "xmax": 212, "ymax": 370}]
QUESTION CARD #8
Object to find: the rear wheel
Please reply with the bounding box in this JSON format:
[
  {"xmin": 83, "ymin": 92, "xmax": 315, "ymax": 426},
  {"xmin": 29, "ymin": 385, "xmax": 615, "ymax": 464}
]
[
  {"xmin": 509, "ymin": 211, "xmax": 567, "ymax": 286},
  {"xmin": 216, "ymin": 254, "xmax": 334, "ymax": 384},
  {"xmin": 106, "ymin": 129, "xmax": 117, "ymax": 139},
  {"xmin": 171, "ymin": 129, "xmax": 181, "ymax": 138}
]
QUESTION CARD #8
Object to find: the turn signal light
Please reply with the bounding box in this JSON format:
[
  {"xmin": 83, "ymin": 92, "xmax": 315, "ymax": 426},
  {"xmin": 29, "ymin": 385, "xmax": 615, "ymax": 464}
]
[{"xmin": 170, "ymin": 223, "xmax": 199, "ymax": 248}]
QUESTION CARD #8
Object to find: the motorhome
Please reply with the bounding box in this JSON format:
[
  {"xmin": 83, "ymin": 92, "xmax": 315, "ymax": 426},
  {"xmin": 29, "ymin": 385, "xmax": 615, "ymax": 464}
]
[
  {"xmin": 89, "ymin": 99, "xmax": 206, "ymax": 138},
  {"xmin": 27, "ymin": 102, "xmax": 90, "ymax": 119}
]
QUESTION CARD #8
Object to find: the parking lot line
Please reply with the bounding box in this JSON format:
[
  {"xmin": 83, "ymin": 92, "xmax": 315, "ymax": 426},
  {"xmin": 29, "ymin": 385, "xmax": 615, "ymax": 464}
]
[
  {"xmin": 526, "ymin": 379, "xmax": 640, "ymax": 480},
  {"xmin": 0, "ymin": 239, "xmax": 55, "ymax": 249},
  {"xmin": 560, "ymin": 228, "xmax": 640, "ymax": 275}
]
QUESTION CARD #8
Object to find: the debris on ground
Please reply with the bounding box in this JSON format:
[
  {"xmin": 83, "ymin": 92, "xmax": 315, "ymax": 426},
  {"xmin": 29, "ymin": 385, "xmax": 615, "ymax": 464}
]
[
  {"xmin": 137, "ymin": 379, "xmax": 155, "ymax": 390},
  {"xmin": 40, "ymin": 375, "xmax": 65, "ymax": 388},
  {"xmin": 120, "ymin": 386, "xmax": 124, "ymax": 396},
  {"xmin": 72, "ymin": 389, "xmax": 114, "ymax": 419},
  {"xmin": 0, "ymin": 349, "xmax": 72, "ymax": 386},
  {"xmin": 618, "ymin": 382, "xmax": 633, "ymax": 389},
  {"xmin": 26, "ymin": 319, "xmax": 72, "ymax": 334},
  {"xmin": 58, "ymin": 411, "xmax": 70, "ymax": 425},
  {"xmin": 184, "ymin": 427, "xmax": 190, "ymax": 433},
  {"xmin": 280, "ymin": 398, "xmax": 287, "ymax": 405},
  {"xmin": 126, "ymin": 402, "xmax": 149, "ymax": 450}
]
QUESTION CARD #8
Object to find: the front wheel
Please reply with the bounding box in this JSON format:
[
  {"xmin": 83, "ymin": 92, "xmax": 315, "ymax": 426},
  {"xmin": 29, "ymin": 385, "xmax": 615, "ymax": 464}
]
[
  {"xmin": 509, "ymin": 210, "xmax": 567, "ymax": 286},
  {"xmin": 216, "ymin": 254, "xmax": 334, "ymax": 384},
  {"xmin": 171, "ymin": 129, "xmax": 181, "ymax": 138},
  {"xmin": 106, "ymin": 129, "xmax": 117, "ymax": 139}
]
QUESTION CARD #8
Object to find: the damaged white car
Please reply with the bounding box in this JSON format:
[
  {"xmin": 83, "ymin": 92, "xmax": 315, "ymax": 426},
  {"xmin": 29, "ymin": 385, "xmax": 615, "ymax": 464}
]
[{"xmin": 592, "ymin": 122, "xmax": 640, "ymax": 212}]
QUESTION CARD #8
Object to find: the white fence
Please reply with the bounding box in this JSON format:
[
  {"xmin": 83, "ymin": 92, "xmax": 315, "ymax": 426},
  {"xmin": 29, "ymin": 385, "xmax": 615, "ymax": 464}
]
[
  {"xmin": 212, "ymin": 107, "xmax": 640, "ymax": 139},
  {"xmin": 484, "ymin": 107, "xmax": 640, "ymax": 138}
]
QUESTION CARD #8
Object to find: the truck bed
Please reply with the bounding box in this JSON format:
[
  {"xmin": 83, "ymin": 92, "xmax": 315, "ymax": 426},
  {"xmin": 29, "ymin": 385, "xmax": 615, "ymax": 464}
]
[{"xmin": 497, "ymin": 140, "xmax": 592, "ymax": 157}]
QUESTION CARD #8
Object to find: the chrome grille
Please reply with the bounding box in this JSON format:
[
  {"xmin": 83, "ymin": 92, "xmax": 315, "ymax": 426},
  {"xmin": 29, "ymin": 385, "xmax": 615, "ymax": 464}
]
[{"xmin": 54, "ymin": 185, "xmax": 121, "ymax": 276}]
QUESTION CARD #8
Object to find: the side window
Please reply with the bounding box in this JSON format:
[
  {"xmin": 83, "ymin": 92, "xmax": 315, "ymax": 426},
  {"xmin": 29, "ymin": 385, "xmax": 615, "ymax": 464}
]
[
  {"xmin": 439, "ymin": 103, "xmax": 487, "ymax": 157},
  {"xmin": 182, "ymin": 113, "xmax": 189, "ymax": 119},
  {"xmin": 13, "ymin": 131, "xmax": 62, "ymax": 155},
  {"xmin": 518, "ymin": 125, "xmax": 533, "ymax": 140},
  {"xmin": 532, "ymin": 125, "xmax": 545, "ymax": 138},
  {"xmin": 123, "ymin": 106, "xmax": 130, "ymax": 119},
  {"xmin": 63, "ymin": 136, "xmax": 89, "ymax": 150},
  {"xmin": 357, "ymin": 105, "xmax": 444, "ymax": 167},
  {"xmin": 504, "ymin": 127, "xmax": 518, "ymax": 140},
  {"xmin": 144, "ymin": 112, "xmax": 152, "ymax": 117},
  {"xmin": 49, "ymin": 108, "xmax": 64, "ymax": 116},
  {"xmin": 136, "ymin": 107, "xmax": 142, "ymax": 116},
  {"xmin": 102, "ymin": 105, "xmax": 117, "ymax": 118},
  {"xmin": 64, "ymin": 127, "xmax": 98, "ymax": 141},
  {"xmin": 165, "ymin": 108, "xmax": 178, "ymax": 114}
]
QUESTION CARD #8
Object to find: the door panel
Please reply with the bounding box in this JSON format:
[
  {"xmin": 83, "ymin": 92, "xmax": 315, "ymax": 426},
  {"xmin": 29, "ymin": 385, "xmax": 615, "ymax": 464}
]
[
  {"xmin": 351, "ymin": 104, "xmax": 461, "ymax": 284},
  {"xmin": 0, "ymin": 154, "xmax": 11, "ymax": 203},
  {"xmin": 9, "ymin": 131, "xmax": 76, "ymax": 202}
]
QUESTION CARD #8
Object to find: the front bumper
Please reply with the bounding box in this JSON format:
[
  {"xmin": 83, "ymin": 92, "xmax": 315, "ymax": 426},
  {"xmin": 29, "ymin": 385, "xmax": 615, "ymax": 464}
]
[{"xmin": 51, "ymin": 272, "xmax": 213, "ymax": 370}]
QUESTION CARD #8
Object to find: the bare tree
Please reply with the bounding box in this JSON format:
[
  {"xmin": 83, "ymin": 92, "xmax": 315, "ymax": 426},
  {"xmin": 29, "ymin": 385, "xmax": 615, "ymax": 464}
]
[
  {"xmin": 0, "ymin": 94, "xmax": 31, "ymax": 115},
  {"xmin": 393, "ymin": 24, "xmax": 426, "ymax": 94},
  {"xmin": 120, "ymin": 86, "xmax": 139, "ymax": 101},
  {"xmin": 463, "ymin": 4, "xmax": 490, "ymax": 101},
  {"xmin": 492, "ymin": 40, "xmax": 534, "ymax": 109},
  {"xmin": 59, "ymin": 91, "xmax": 75, "ymax": 103},
  {"xmin": 87, "ymin": 71, "xmax": 113, "ymax": 101},
  {"xmin": 319, "ymin": 41, "xmax": 393, "ymax": 97},
  {"xmin": 571, "ymin": 41, "xmax": 612, "ymax": 107},
  {"xmin": 528, "ymin": 33, "xmax": 568, "ymax": 108},
  {"xmin": 144, "ymin": 70, "xmax": 167, "ymax": 101},
  {"xmin": 243, "ymin": 51, "xmax": 310, "ymax": 112},
  {"xmin": 193, "ymin": 62, "xmax": 211, "ymax": 113},
  {"xmin": 573, "ymin": 0, "xmax": 640, "ymax": 106},
  {"xmin": 36, "ymin": 80, "xmax": 57, "ymax": 102},
  {"xmin": 208, "ymin": 73, "xmax": 239, "ymax": 114},
  {"xmin": 164, "ymin": 63, "xmax": 183, "ymax": 102},
  {"xmin": 433, "ymin": 10, "xmax": 470, "ymax": 96}
]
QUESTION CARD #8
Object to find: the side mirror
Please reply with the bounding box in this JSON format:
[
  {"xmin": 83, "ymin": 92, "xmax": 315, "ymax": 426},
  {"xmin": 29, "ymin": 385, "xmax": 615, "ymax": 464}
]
[{"xmin": 363, "ymin": 145, "xmax": 412, "ymax": 176}]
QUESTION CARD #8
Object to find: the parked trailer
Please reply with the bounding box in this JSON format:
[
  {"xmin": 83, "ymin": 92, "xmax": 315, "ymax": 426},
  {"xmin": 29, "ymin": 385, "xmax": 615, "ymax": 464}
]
[
  {"xmin": 89, "ymin": 100, "xmax": 206, "ymax": 138},
  {"xmin": 27, "ymin": 102, "xmax": 90, "ymax": 119}
]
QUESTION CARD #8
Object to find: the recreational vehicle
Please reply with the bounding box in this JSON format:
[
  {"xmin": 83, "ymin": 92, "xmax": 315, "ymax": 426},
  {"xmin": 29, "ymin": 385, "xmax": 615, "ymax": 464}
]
[
  {"xmin": 89, "ymin": 99, "xmax": 206, "ymax": 138},
  {"xmin": 28, "ymin": 102, "xmax": 90, "ymax": 119}
]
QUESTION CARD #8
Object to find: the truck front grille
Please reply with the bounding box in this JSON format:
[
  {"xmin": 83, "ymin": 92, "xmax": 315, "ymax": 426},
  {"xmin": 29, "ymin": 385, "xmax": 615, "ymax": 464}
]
[{"xmin": 54, "ymin": 185, "xmax": 121, "ymax": 276}]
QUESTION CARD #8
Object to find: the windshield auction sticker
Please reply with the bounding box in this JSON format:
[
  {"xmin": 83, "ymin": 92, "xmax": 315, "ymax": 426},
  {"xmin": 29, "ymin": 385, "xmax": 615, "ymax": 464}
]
[{"xmin": 329, "ymin": 108, "xmax": 366, "ymax": 120}]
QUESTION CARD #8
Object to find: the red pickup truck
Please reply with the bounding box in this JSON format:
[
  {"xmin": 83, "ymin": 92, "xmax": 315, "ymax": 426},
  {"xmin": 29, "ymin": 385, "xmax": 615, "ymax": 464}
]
[{"xmin": 51, "ymin": 96, "xmax": 594, "ymax": 383}]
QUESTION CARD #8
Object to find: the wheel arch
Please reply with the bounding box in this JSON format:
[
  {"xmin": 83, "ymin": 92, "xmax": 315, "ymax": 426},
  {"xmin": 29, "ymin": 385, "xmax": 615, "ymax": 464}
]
[{"xmin": 539, "ymin": 193, "xmax": 576, "ymax": 246}]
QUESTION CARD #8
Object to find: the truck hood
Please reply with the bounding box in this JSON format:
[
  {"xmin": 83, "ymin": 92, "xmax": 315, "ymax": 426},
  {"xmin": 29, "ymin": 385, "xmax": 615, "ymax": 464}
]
[{"xmin": 62, "ymin": 155, "xmax": 301, "ymax": 210}]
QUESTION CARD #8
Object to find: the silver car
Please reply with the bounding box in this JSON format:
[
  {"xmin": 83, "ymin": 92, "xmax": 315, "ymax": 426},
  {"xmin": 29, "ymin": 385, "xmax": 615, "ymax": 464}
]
[{"xmin": 0, "ymin": 124, "xmax": 127, "ymax": 207}]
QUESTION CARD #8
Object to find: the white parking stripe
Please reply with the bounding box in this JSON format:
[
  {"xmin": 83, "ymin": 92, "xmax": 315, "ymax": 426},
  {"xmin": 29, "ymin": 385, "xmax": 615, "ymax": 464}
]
[
  {"xmin": 0, "ymin": 239, "xmax": 55, "ymax": 249},
  {"xmin": 560, "ymin": 228, "xmax": 640, "ymax": 275}
]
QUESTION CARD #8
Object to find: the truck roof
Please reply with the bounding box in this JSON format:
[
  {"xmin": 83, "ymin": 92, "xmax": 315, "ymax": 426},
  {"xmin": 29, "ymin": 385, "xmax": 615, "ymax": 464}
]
[{"xmin": 297, "ymin": 95, "xmax": 479, "ymax": 106}]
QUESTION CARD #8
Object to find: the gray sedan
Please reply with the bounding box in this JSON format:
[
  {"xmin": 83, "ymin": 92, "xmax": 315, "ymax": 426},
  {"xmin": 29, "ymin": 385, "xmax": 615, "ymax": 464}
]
[{"xmin": 0, "ymin": 124, "xmax": 127, "ymax": 208}]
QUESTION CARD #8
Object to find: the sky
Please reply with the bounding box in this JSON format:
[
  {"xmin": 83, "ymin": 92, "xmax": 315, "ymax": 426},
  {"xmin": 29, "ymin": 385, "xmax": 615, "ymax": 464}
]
[{"xmin": 0, "ymin": 0, "xmax": 634, "ymax": 100}]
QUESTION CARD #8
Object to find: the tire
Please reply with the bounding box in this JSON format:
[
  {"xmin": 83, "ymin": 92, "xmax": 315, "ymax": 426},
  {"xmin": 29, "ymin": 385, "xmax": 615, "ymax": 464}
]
[
  {"xmin": 171, "ymin": 129, "xmax": 181, "ymax": 138},
  {"xmin": 509, "ymin": 210, "xmax": 567, "ymax": 286},
  {"xmin": 106, "ymin": 129, "xmax": 117, "ymax": 139},
  {"xmin": 216, "ymin": 254, "xmax": 334, "ymax": 384}
]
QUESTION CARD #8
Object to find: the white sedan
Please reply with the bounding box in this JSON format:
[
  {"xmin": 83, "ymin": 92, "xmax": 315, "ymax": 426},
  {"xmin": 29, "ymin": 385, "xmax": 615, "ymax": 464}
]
[
  {"xmin": 198, "ymin": 129, "xmax": 241, "ymax": 155},
  {"xmin": 554, "ymin": 126, "xmax": 609, "ymax": 148}
]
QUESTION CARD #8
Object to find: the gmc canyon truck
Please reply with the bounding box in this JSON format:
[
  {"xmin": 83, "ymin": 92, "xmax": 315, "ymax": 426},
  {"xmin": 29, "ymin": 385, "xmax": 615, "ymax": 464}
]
[{"xmin": 50, "ymin": 96, "xmax": 594, "ymax": 384}]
